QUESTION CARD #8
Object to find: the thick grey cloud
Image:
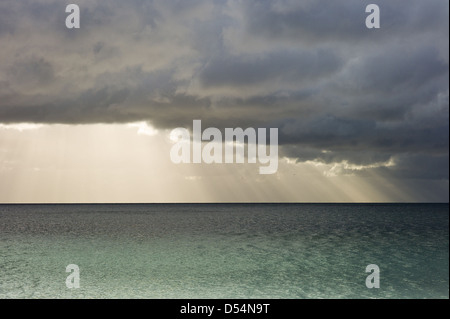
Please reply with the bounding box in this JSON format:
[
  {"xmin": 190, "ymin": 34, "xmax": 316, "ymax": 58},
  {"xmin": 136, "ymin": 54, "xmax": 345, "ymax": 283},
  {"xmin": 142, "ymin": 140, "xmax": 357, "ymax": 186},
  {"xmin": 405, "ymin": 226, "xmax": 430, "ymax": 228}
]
[
  {"xmin": 0, "ymin": 0, "xmax": 448, "ymax": 187},
  {"xmin": 232, "ymin": 0, "xmax": 448, "ymax": 44},
  {"xmin": 198, "ymin": 49, "xmax": 343, "ymax": 88}
]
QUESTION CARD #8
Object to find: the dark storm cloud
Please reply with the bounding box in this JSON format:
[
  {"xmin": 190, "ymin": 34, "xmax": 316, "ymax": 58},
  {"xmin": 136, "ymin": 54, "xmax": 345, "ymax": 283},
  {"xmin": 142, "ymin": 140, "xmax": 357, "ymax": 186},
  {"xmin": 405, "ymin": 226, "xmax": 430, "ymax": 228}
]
[
  {"xmin": 198, "ymin": 49, "xmax": 343, "ymax": 88},
  {"xmin": 376, "ymin": 154, "xmax": 449, "ymax": 180},
  {"xmin": 235, "ymin": 0, "xmax": 448, "ymax": 43},
  {"xmin": 356, "ymin": 47, "xmax": 446, "ymax": 92},
  {"xmin": 0, "ymin": 0, "xmax": 448, "ymax": 185},
  {"xmin": 276, "ymin": 114, "xmax": 448, "ymax": 151},
  {"xmin": 7, "ymin": 56, "xmax": 55, "ymax": 87}
]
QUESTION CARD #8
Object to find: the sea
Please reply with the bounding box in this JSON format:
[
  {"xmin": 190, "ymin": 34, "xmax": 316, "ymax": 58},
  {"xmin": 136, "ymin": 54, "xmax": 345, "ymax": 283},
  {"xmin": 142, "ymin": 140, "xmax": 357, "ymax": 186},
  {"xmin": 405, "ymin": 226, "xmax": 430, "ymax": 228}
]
[{"xmin": 0, "ymin": 203, "xmax": 448, "ymax": 299}]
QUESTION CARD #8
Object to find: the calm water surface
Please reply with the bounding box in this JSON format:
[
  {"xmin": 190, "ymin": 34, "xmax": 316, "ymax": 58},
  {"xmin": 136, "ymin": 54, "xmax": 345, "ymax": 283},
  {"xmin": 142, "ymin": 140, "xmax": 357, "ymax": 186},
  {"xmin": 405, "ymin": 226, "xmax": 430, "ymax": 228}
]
[{"xmin": 0, "ymin": 204, "xmax": 448, "ymax": 298}]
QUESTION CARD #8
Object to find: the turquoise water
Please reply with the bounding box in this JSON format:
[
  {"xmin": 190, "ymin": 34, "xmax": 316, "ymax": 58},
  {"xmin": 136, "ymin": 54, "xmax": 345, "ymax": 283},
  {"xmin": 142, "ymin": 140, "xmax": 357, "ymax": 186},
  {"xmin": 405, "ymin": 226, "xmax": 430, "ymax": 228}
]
[{"xmin": 0, "ymin": 204, "xmax": 448, "ymax": 299}]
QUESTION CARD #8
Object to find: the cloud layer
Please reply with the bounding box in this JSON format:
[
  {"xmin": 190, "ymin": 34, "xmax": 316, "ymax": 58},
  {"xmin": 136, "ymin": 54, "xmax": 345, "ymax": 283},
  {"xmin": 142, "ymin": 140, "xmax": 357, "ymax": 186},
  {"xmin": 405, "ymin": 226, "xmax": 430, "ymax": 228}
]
[{"xmin": 0, "ymin": 0, "xmax": 448, "ymax": 184}]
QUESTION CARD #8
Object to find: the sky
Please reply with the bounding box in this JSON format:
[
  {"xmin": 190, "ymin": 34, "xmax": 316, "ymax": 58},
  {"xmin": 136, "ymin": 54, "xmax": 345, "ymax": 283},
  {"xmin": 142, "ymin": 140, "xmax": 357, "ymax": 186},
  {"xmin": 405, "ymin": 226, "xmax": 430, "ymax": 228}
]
[{"xmin": 0, "ymin": 0, "xmax": 448, "ymax": 203}]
